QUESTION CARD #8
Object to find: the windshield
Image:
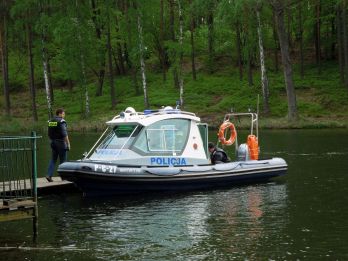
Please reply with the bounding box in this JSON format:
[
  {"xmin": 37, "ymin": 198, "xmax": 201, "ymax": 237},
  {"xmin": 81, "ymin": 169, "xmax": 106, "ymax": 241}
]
[
  {"xmin": 132, "ymin": 119, "xmax": 190, "ymax": 155},
  {"xmin": 89, "ymin": 125, "xmax": 140, "ymax": 160}
]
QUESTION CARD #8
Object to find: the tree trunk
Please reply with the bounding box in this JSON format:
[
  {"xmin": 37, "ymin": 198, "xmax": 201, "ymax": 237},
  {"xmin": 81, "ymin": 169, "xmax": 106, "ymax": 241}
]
[
  {"xmin": 75, "ymin": 0, "xmax": 90, "ymax": 117},
  {"xmin": 189, "ymin": 0, "xmax": 196, "ymax": 80},
  {"xmin": 169, "ymin": 0, "xmax": 179, "ymax": 88},
  {"xmin": 286, "ymin": 5, "xmax": 292, "ymax": 50},
  {"xmin": 298, "ymin": 1, "xmax": 304, "ymax": 79},
  {"xmin": 272, "ymin": 0, "xmax": 298, "ymax": 121},
  {"xmin": 207, "ymin": 7, "xmax": 214, "ymax": 74},
  {"xmin": 137, "ymin": 10, "xmax": 149, "ymax": 108},
  {"xmin": 342, "ymin": 0, "xmax": 348, "ymax": 89},
  {"xmin": 107, "ymin": 12, "xmax": 116, "ymax": 109},
  {"xmin": 178, "ymin": 0, "xmax": 184, "ymax": 107},
  {"xmin": 315, "ymin": 0, "xmax": 321, "ymax": 74},
  {"xmin": 272, "ymin": 11, "xmax": 279, "ymax": 72},
  {"xmin": 247, "ymin": 52, "xmax": 253, "ymax": 86},
  {"xmin": 331, "ymin": 17, "xmax": 336, "ymax": 60},
  {"xmin": 42, "ymin": 38, "xmax": 53, "ymax": 119},
  {"xmin": 68, "ymin": 79, "xmax": 74, "ymax": 91},
  {"xmin": 115, "ymin": 15, "xmax": 125, "ymax": 75},
  {"xmin": 26, "ymin": 19, "xmax": 38, "ymax": 121},
  {"xmin": 91, "ymin": 0, "xmax": 106, "ymax": 97},
  {"xmin": 337, "ymin": 4, "xmax": 344, "ymax": 84},
  {"xmin": 256, "ymin": 6, "xmax": 270, "ymax": 115},
  {"xmin": 0, "ymin": 2, "xmax": 10, "ymax": 116},
  {"xmin": 236, "ymin": 20, "xmax": 243, "ymax": 81},
  {"xmin": 160, "ymin": 0, "xmax": 167, "ymax": 82},
  {"xmin": 125, "ymin": 0, "xmax": 140, "ymax": 95},
  {"xmin": 47, "ymin": 57, "xmax": 54, "ymax": 102}
]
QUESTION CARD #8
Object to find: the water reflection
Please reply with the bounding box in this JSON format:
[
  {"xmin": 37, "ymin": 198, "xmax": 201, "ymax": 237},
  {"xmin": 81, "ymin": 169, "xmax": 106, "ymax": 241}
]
[
  {"xmin": 43, "ymin": 183, "xmax": 287, "ymax": 260},
  {"xmin": 2, "ymin": 129, "xmax": 348, "ymax": 260}
]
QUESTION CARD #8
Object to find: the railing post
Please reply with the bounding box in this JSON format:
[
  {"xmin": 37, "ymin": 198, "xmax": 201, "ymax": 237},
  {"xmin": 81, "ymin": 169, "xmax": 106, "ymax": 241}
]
[{"xmin": 31, "ymin": 131, "xmax": 38, "ymax": 239}]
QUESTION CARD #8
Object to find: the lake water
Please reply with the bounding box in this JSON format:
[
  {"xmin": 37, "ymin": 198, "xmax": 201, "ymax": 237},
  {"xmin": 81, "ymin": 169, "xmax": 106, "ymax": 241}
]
[{"xmin": 1, "ymin": 129, "xmax": 348, "ymax": 260}]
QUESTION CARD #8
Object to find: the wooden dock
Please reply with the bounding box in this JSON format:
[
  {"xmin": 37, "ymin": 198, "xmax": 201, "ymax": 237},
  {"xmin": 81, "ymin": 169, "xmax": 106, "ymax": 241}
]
[{"xmin": 0, "ymin": 177, "xmax": 76, "ymax": 195}]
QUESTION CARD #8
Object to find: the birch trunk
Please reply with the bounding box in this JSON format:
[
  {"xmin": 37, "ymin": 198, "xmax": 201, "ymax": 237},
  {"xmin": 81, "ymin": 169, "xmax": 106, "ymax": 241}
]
[
  {"xmin": 26, "ymin": 19, "xmax": 38, "ymax": 121},
  {"xmin": 0, "ymin": 2, "xmax": 10, "ymax": 116},
  {"xmin": 42, "ymin": 38, "xmax": 53, "ymax": 119},
  {"xmin": 272, "ymin": 0, "xmax": 298, "ymax": 121},
  {"xmin": 178, "ymin": 0, "xmax": 184, "ymax": 107},
  {"xmin": 137, "ymin": 12, "xmax": 149, "ymax": 108},
  {"xmin": 256, "ymin": 7, "xmax": 270, "ymax": 115}
]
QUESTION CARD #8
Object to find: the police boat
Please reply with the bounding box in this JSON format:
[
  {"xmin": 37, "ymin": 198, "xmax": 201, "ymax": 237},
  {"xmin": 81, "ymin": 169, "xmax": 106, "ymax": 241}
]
[{"xmin": 58, "ymin": 106, "xmax": 287, "ymax": 196}]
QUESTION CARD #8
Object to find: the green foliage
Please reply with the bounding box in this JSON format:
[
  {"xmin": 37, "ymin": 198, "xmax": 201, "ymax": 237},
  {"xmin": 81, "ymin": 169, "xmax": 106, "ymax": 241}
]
[{"xmin": 1, "ymin": 0, "xmax": 348, "ymax": 130}]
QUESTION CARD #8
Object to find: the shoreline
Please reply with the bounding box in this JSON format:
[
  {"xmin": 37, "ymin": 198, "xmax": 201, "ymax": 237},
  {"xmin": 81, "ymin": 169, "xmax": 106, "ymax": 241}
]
[{"xmin": 1, "ymin": 115, "xmax": 347, "ymax": 134}]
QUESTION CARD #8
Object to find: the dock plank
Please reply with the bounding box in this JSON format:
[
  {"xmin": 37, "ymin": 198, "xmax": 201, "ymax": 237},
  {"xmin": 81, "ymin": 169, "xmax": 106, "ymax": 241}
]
[{"xmin": 0, "ymin": 177, "xmax": 74, "ymax": 194}]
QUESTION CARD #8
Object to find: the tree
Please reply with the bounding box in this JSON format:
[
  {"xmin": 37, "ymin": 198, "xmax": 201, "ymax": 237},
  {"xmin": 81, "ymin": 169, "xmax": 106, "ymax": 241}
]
[
  {"xmin": 189, "ymin": 0, "xmax": 197, "ymax": 80},
  {"xmin": 256, "ymin": 2, "xmax": 270, "ymax": 115},
  {"xmin": 271, "ymin": 0, "xmax": 298, "ymax": 121},
  {"xmin": 136, "ymin": 3, "xmax": 149, "ymax": 108},
  {"xmin": 298, "ymin": 0, "xmax": 304, "ymax": 79},
  {"xmin": 91, "ymin": 0, "xmax": 106, "ymax": 97},
  {"xmin": 178, "ymin": 0, "xmax": 184, "ymax": 106},
  {"xmin": 0, "ymin": 0, "xmax": 11, "ymax": 116},
  {"xmin": 106, "ymin": 1, "xmax": 116, "ymax": 109},
  {"xmin": 168, "ymin": 0, "xmax": 180, "ymax": 88},
  {"xmin": 26, "ymin": 11, "xmax": 38, "ymax": 121}
]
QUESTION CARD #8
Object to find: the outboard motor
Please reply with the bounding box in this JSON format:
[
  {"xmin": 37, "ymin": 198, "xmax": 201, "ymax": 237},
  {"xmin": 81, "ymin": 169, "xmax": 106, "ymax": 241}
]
[{"xmin": 237, "ymin": 143, "xmax": 250, "ymax": 161}]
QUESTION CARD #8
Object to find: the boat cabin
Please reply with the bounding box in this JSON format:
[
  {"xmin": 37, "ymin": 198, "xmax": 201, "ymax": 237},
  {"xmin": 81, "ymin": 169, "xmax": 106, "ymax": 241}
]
[{"xmin": 85, "ymin": 107, "xmax": 210, "ymax": 166}]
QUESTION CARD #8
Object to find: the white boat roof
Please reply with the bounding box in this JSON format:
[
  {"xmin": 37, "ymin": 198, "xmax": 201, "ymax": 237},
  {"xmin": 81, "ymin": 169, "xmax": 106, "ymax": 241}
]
[{"xmin": 106, "ymin": 107, "xmax": 201, "ymax": 127}]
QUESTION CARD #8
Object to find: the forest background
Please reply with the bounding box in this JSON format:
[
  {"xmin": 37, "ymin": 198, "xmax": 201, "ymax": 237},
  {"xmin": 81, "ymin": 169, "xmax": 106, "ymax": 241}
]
[{"xmin": 1, "ymin": 0, "xmax": 348, "ymax": 133}]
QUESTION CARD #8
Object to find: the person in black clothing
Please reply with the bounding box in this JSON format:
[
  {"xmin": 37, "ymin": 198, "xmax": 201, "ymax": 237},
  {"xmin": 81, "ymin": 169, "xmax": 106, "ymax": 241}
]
[
  {"xmin": 208, "ymin": 142, "xmax": 229, "ymax": 164},
  {"xmin": 46, "ymin": 108, "xmax": 71, "ymax": 182}
]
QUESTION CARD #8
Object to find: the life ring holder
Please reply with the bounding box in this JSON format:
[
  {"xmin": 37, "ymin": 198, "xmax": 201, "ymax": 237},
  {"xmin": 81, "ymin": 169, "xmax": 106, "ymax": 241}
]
[{"xmin": 218, "ymin": 121, "xmax": 237, "ymax": 146}]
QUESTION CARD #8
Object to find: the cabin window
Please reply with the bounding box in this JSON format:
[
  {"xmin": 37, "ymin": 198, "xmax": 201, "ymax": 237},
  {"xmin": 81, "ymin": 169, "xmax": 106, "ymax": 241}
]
[
  {"xmin": 198, "ymin": 123, "xmax": 209, "ymax": 159},
  {"xmin": 89, "ymin": 125, "xmax": 140, "ymax": 159},
  {"xmin": 132, "ymin": 119, "xmax": 190, "ymax": 155}
]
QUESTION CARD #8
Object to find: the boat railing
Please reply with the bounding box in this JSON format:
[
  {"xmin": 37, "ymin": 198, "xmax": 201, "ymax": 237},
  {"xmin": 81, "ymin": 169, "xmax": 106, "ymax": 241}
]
[{"xmin": 223, "ymin": 112, "xmax": 258, "ymax": 138}]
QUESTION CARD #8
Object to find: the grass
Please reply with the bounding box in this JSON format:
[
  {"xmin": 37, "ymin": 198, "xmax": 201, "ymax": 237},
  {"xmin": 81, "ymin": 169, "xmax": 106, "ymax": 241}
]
[{"xmin": 1, "ymin": 60, "xmax": 348, "ymax": 133}]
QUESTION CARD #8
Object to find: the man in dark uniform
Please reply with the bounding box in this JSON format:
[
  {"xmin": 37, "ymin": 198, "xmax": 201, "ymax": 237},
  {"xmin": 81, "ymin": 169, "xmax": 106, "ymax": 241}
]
[
  {"xmin": 208, "ymin": 142, "xmax": 230, "ymax": 164},
  {"xmin": 46, "ymin": 108, "xmax": 71, "ymax": 182}
]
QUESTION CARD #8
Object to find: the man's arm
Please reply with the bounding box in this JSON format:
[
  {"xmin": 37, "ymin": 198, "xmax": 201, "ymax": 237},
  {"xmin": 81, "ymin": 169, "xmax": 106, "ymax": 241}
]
[
  {"xmin": 61, "ymin": 121, "xmax": 70, "ymax": 150},
  {"xmin": 64, "ymin": 136, "xmax": 71, "ymax": 150}
]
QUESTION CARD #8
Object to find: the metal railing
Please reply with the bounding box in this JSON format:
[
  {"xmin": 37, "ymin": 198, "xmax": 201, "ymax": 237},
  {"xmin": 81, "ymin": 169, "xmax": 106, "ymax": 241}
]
[
  {"xmin": 0, "ymin": 131, "xmax": 40, "ymax": 238},
  {"xmin": 0, "ymin": 132, "xmax": 39, "ymax": 201}
]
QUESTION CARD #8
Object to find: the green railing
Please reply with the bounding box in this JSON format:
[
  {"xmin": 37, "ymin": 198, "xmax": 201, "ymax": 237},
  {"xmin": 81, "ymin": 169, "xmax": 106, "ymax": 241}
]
[
  {"xmin": 0, "ymin": 132, "xmax": 39, "ymax": 201},
  {"xmin": 0, "ymin": 132, "xmax": 40, "ymax": 238}
]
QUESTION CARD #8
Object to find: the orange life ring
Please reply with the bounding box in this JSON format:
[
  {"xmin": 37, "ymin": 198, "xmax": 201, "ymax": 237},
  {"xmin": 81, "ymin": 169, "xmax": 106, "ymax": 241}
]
[
  {"xmin": 247, "ymin": 134, "xmax": 259, "ymax": 160},
  {"xmin": 218, "ymin": 121, "xmax": 237, "ymax": 146}
]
